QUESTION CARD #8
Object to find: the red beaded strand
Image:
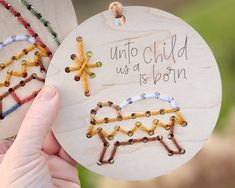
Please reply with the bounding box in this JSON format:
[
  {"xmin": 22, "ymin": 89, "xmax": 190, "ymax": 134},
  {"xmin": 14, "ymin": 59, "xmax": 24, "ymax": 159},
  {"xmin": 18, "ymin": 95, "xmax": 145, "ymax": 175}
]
[{"xmin": 0, "ymin": 0, "xmax": 52, "ymax": 58}]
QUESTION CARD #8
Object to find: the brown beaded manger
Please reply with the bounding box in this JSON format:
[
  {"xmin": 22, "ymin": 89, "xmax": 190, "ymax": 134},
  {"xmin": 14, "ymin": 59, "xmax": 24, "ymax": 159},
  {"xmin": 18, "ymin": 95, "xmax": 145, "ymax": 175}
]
[{"xmin": 86, "ymin": 93, "xmax": 188, "ymax": 166}]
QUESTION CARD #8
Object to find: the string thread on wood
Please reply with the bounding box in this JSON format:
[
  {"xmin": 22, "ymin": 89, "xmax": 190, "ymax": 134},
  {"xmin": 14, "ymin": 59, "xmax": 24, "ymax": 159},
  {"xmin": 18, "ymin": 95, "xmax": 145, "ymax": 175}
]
[
  {"xmin": 65, "ymin": 36, "xmax": 102, "ymax": 97},
  {"xmin": 21, "ymin": 0, "xmax": 61, "ymax": 46},
  {"xmin": 0, "ymin": 74, "xmax": 45, "ymax": 120},
  {"xmin": 0, "ymin": 35, "xmax": 47, "ymax": 87},
  {"xmin": 86, "ymin": 92, "xmax": 187, "ymax": 165},
  {"xmin": 0, "ymin": 0, "xmax": 52, "ymax": 58}
]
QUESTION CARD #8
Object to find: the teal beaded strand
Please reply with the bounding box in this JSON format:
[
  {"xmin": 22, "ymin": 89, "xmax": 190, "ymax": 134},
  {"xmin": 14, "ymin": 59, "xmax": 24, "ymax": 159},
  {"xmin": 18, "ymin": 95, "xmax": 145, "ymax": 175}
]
[{"xmin": 21, "ymin": 0, "xmax": 61, "ymax": 46}]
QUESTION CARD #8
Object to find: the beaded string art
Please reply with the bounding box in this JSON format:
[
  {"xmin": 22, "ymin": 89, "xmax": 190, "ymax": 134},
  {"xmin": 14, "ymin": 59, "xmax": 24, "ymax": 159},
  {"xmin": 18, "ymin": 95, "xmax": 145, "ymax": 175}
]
[
  {"xmin": 0, "ymin": 35, "xmax": 47, "ymax": 119},
  {"xmin": 0, "ymin": 0, "xmax": 53, "ymax": 120},
  {"xmin": 0, "ymin": 35, "xmax": 47, "ymax": 87},
  {"xmin": 21, "ymin": 0, "xmax": 61, "ymax": 46},
  {"xmin": 0, "ymin": 74, "xmax": 45, "ymax": 119},
  {"xmin": 86, "ymin": 92, "xmax": 187, "ymax": 165},
  {"xmin": 65, "ymin": 36, "xmax": 102, "ymax": 97},
  {"xmin": 0, "ymin": 0, "xmax": 52, "ymax": 58}
]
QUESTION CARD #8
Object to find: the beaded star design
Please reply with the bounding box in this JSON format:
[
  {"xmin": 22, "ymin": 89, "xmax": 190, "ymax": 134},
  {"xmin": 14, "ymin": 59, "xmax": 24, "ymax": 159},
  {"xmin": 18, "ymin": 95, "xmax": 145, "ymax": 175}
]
[{"xmin": 65, "ymin": 36, "xmax": 102, "ymax": 97}]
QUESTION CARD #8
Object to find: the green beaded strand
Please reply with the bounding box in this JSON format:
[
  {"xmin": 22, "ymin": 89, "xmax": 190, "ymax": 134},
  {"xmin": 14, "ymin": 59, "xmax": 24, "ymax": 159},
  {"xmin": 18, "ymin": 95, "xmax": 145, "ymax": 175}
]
[{"xmin": 21, "ymin": 0, "xmax": 61, "ymax": 46}]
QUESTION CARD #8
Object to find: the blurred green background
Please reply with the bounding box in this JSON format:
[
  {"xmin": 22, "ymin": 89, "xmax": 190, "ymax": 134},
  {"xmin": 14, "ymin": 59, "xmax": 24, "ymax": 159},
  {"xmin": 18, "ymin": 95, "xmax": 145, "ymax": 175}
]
[{"xmin": 72, "ymin": 0, "xmax": 235, "ymax": 187}]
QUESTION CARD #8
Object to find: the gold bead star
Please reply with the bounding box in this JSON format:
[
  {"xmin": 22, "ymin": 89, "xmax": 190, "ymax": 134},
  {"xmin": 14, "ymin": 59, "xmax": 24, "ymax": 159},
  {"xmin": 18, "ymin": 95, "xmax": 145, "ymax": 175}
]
[{"xmin": 65, "ymin": 36, "xmax": 102, "ymax": 97}]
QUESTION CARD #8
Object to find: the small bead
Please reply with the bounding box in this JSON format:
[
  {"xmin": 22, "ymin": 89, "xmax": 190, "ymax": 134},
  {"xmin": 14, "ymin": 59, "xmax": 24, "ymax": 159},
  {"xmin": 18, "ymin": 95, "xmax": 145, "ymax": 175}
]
[
  {"xmin": 86, "ymin": 133, "xmax": 92, "ymax": 138},
  {"xmin": 153, "ymin": 119, "xmax": 159, "ymax": 125},
  {"xmin": 86, "ymin": 51, "xmax": 93, "ymax": 58},
  {"xmin": 182, "ymin": 121, "xmax": 188, "ymax": 127},
  {"xmin": 90, "ymin": 109, "xmax": 97, "ymax": 114},
  {"xmin": 0, "ymin": 64, "xmax": 6, "ymax": 69},
  {"xmin": 89, "ymin": 72, "xmax": 96, "ymax": 79},
  {"xmin": 76, "ymin": 36, "xmax": 83, "ymax": 42},
  {"xmin": 168, "ymin": 151, "xmax": 174, "ymax": 156},
  {"xmin": 104, "ymin": 118, "xmax": 109, "ymax": 123},
  {"xmin": 108, "ymin": 135, "xmax": 114, "ymax": 141},
  {"xmin": 114, "ymin": 141, "xmax": 120, "ymax": 146},
  {"xmin": 135, "ymin": 121, "xmax": 141, "ymax": 128},
  {"xmin": 74, "ymin": 75, "xmax": 80, "ymax": 81},
  {"xmin": 143, "ymin": 137, "xmax": 148, "ymax": 143},
  {"xmin": 127, "ymin": 131, "xmax": 133, "ymax": 137},
  {"xmin": 104, "ymin": 142, "xmax": 110, "ymax": 147},
  {"xmin": 4, "ymin": 81, "xmax": 10, "ymax": 87},
  {"xmin": 114, "ymin": 125, "xmax": 120, "ymax": 131},
  {"xmin": 180, "ymin": 149, "xmax": 186, "ymax": 154},
  {"xmin": 128, "ymin": 139, "xmax": 134, "ymax": 145},
  {"xmin": 131, "ymin": 113, "xmax": 136, "ymax": 119},
  {"xmin": 160, "ymin": 109, "xmax": 165, "ymax": 115},
  {"xmin": 168, "ymin": 134, "xmax": 174, "ymax": 139},
  {"xmin": 90, "ymin": 119, "xmax": 96, "ymax": 125},
  {"xmin": 108, "ymin": 159, "xmax": 114, "ymax": 164},
  {"xmin": 157, "ymin": 135, "xmax": 163, "ymax": 140},
  {"xmin": 70, "ymin": 54, "xmax": 76, "ymax": 60},
  {"xmin": 148, "ymin": 130, "xmax": 154, "ymax": 136},
  {"xmin": 117, "ymin": 115, "xmax": 123, "ymax": 121},
  {"xmin": 96, "ymin": 61, "xmax": 102, "ymax": 67},
  {"xmin": 145, "ymin": 111, "xmax": 151, "ymax": 117}
]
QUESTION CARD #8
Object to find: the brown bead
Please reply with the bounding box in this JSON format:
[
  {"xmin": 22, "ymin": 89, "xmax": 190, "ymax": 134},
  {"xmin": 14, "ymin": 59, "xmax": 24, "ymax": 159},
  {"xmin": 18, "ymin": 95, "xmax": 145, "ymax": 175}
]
[
  {"xmin": 128, "ymin": 139, "xmax": 134, "ymax": 145},
  {"xmin": 22, "ymin": 72, "xmax": 28, "ymax": 78},
  {"xmin": 104, "ymin": 117, "xmax": 109, "ymax": 123},
  {"xmin": 70, "ymin": 54, "xmax": 76, "ymax": 60},
  {"xmin": 131, "ymin": 113, "xmax": 136, "ymax": 119},
  {"xmin": 65, "ymin": 67, "xmax": 70, "ymax": 73},
  {"xmin": 76, "ymin": 36, "xmax": 83, "ymax": 42},
  {"xmin": 117, "ymin": 115, "xmax": 123, "ymax": 121},
  {"xmin": 143, "ymin": 137, "xmax": 148, "ymax": 143},
  {"xmin": 74, "ymin": 75, "xmax": 80, "ymax": 81},
  {"xmin": 160, "ymin": 109, "xmax": 165, "ymax": 115},
  {"xmin": 86, "ymin": 133, "xmax": 92, "ymax": 138},
  {"xmin": 4, "ymin": 81, "xmax": 10, "ymax": 87},
  {"xmin": 168, "ymin": 151, "xmax": 174, "ymax": 156},
  {"xmin": 97, "ymin": 161, "xmax": 103, "ymax": 166},
  {"xmin": 145, "ymin": 111, "xmax": 151, "ymax": 117}
]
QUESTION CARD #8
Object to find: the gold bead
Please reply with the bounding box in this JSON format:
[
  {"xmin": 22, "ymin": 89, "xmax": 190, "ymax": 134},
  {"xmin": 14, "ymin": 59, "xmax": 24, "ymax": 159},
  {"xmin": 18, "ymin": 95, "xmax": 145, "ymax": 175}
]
[
  {"xmin": 86, "ymin": 51, "xmax": 93, "ymax": 58},
  {"xmin": 108, "ymin": 135, "xmax": 114, "ymax": 140},
  {"xmin": 127, "ymin": 131, "xmax": 133, "ymax": 137},
  {"xmin": 135, "ymin": 121, "xmax": 141, "ymax": 127},
  {"xmin": 114, "ymin": 125, "xmax": 120, "ymax": 131},
  {"xmin": 148, "ymin": 130, "xmax": 154, "ymax": 136},
  {"xmin": 153, "ymin": 119, "xmax": 159, "ymax": 124}
]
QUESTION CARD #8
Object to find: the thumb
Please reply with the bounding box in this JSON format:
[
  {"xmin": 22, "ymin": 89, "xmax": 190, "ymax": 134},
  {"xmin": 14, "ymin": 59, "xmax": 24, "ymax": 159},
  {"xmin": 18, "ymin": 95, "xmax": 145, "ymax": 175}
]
[{"xmin": 13, "ymin": 85, "xmax": 60, "ymax": 153}]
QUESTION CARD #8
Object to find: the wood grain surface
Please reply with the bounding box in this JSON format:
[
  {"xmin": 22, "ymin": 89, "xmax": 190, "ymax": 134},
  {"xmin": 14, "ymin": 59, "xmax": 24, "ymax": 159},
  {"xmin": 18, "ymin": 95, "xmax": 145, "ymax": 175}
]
[{"xmin": 45, "ymin": 6, "xmax": 222, "ymax": 180}]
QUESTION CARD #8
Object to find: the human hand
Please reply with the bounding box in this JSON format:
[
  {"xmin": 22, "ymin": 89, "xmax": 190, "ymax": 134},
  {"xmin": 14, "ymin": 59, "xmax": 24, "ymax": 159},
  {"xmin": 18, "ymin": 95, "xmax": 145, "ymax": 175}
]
[{"xmin": 0, "ymin": 86, "xmax": 80, "ymax": 188}]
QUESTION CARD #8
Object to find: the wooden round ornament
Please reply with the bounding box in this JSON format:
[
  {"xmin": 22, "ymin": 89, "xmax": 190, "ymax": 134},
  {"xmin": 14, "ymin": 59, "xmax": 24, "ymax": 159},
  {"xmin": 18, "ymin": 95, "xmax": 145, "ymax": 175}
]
[
  {"xmin": 45, "ymin": 6, "xmax": 222, "ymax": 180},
  {"xmin": 0, "ymin": 0, "xmax": 77, "ymax": 139}
]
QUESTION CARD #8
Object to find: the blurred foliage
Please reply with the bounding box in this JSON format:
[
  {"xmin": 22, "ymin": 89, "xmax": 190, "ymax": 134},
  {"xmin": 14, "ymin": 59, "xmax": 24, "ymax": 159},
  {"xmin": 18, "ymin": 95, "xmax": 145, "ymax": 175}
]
[
  {"xmin": 75, "ymin": 0, "xmax": 235, "ymax": 187},
  {"xmin": 176, "ymin": 0, "xmax": 235, "ymax": 130}
]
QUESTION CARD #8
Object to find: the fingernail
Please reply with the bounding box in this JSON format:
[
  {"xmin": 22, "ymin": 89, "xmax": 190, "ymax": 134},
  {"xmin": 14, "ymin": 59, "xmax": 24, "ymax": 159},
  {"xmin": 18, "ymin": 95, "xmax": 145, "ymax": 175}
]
[{"xmin": 38, "ymin": 86, "xmax": 56, "ymax": 100}]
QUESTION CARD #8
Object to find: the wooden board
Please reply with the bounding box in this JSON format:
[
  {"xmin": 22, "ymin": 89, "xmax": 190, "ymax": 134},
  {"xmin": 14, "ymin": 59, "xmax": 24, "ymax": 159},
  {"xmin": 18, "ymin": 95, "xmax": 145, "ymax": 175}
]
[
  {"xmin": 45, "ymin": 6, "xmax": 222, "ymax": 180},
  {"xmin": 0, "ymin": 0, "xmax": 77, "ymax": 139}
]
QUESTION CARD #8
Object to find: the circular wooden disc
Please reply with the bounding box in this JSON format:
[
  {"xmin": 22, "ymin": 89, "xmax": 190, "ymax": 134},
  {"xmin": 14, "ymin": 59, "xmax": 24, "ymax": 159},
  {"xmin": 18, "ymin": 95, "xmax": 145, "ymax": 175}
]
[
  {"xmin": 0, "ymin": 0, "xmax": 77, "ymax": 139},
  {"xmin": 46, "ymin": 6, "xmax": 222, "ymax": 180}
]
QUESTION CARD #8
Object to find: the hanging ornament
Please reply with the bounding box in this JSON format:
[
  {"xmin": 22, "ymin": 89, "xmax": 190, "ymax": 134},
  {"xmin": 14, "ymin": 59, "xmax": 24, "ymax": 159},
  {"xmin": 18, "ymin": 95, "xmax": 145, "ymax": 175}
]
[{"xmin": 46, "ymin": 2, "xmax": 222, "ymax": 180}]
